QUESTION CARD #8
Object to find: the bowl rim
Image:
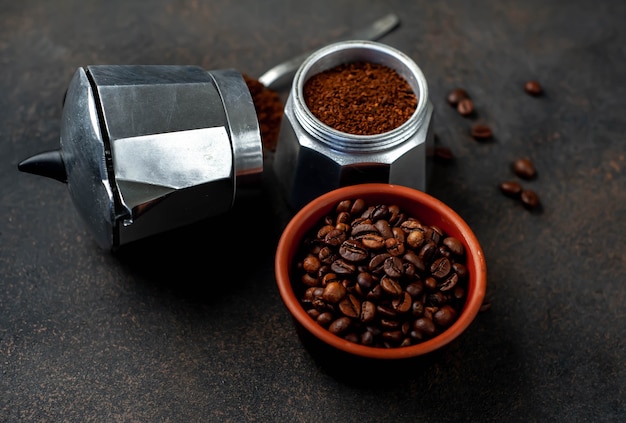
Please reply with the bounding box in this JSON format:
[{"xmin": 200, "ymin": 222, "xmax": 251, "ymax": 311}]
[{"xmin": 275, "ymin": 183, "xmax": 487, "ymax": 359}]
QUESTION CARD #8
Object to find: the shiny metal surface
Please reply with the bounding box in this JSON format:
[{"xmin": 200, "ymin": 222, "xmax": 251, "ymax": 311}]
[
  {"xmin": 273, "ymin": 40, "xmax": 434, "ymax": 211},
  {"xmin": 55, "ymin": 65, "xmax": 263, "ymax": 250},
  {"xmin": 60, "ymin": 67, "xmax": 115, "ymax": 249}
]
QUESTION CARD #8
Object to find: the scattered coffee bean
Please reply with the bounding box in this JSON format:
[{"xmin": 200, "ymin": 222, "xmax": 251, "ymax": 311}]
[
  {"xmin": 499, "ymin": 181, "xmax": 523, "ymax": 198},
  {"xmin": 479, "ymin": 300, "xmax": 492, "ymax": 312},
  {"xmin": 520, "ymin": 189, "xmax": 540, "ymax": 209},
  {"xmin": 524, "ymin": 80, "xmax": 543, "ymax": 96},
  {"xmin": 471, "ymin": 124, "xmax": 493, "ymax": 140},
  {"xmin": 512, "ymin": 158, "xmax": 537, "ymax": 179},
  {"xmin": 434, "ymin": 146, "xmax": 455, "ymax": 162},
  {"xmin": 446, "ymin": 88, "xmax": 469, "ymax": 106},
  {"xmin": 457, "ymin": 98, "xmax": 475, "ymax": 116},
  {"xmin": 295, "ymin": 198, "xmax": 469, "ymax": 348}
]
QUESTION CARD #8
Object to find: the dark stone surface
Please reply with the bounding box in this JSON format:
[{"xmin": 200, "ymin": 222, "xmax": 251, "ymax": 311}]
[{"xmin": 1, "ymin": 1, "xmax": 624, "ymax": 421}]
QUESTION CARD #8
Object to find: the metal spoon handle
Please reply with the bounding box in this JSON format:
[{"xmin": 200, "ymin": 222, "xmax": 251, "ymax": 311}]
[{"xmin": 257, "ymin": 13, "xmax": 401, "ymax": 90}]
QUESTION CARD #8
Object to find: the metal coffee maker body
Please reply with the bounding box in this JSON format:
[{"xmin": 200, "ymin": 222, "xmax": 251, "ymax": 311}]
[
  {"xmin": 273, "ymin": 40, "xmax": 434, "ymax": 211},
  {"xmin": 18, "ymin": 65, "xmax": 263, "ymax": 250}
]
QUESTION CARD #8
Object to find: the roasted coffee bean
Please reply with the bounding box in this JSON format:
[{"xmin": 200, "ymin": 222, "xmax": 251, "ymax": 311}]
[
  {"xmin": 356, "ymin": 272, "xmax": 375, "ymax": 292},
  {"xmin": 302, "ymin": 255, "xmax": 321, "ymax": 274},
  {"xmin": 413, "ymin": 317, "xmax": 437, "ymax": 336},
  {"xmin": 406, "ymin": 229, "xmax": 426, "ymax": 249},
  {"xmin": 404, "ymin": 262, "xmax": 417, "ymax": 278},
  {"xmin": 317, "ymin": 224, "xmax": 335, "ymax": 239},
  {"xmin": 325, "ymin": 228, "xmax": 347, "ymax": 246},
  {"xmin": 427, "ymin": 292, "xmax": 447, "ymax": 307},
  {"xmin": 367, "ymin": 284, "xmax": 384, "ymax": 301},
  {"xmin": 336, "ymin": 211, "xmax": 351, "ymax": 225},
  {"xmin": 439, "ymin": 272, "xmax": 459, "ymax": 292},
  {"xmin": 385, "ymin": 237, "xmax": 405, "ymax": 256},
  {"xmin": 339, "ymin": 294, "xmax": 361, "ymax": 318},
  {"xmin": 392, "ymin": 291, "xmax": 412, "ymax": 313},
  {"xmin": 335, "ymin": 222, "xmax": 350, "ymax": 233},
  {"xmin": 335, "ymin": 200, "xmax": 352, "ymax": 214},
  {"xmin": 307, "ymin": 308, "xmax": 321, "ymax": 320},
  {"xmin": 350, "ymin": 198, "xmax": 366, "ymax": 215},
  {"xmin": 443, "ymin": 237, "xmax": 465, "ymax": 257},
  {"xmin": 328, "ymin": 317, "xmax": 351, "ymax": 335},
  {"xmin": 471, "ymin": 124, "xmax": 493, "ymax": 140},
  {"xmin": 524, "ymin": 80, "xmax": 543, "ymax": 96},
  {"xmin": 361, "ymin": 330, "xmax": 375, "ymax": 345},
  {"xmin": 351, "ymin": 222, "xmax": 377, "ymax": 237},
  {"xmin": 434, "ymin": 146, "xmax": 455, "ymax": 162},
  {"xmin": 322, "ymin": 281, "xmax": 346, "ymax": 303},
  {"xmin": 369, "ymin": 253, "xmax": 391, "ymax": 274},
  {"xmin": 382, "ymin": 330, "xmax": 403, "ymax": 344},
  {"xmin": 301, "ymin": 273, "xmax": 319, "ymax": 287},
  {"xmin": 499, "ymin": 180, "xmax": 523, "ymax": 197},
  {"xmin": 331, "ymin": 258, "xmax": 357, "ymax": 274},
  {"xmin": 392, "ymin": 226, "xmax": 406, "ymax": 242},
  {"xmin": 339, "ymin": 239, "xmax": 368, "ymax": 262},
  {"xmin": 429, "ymin": 226, "xmax": 444, "ymax": 243},
  {"xmin": 424, "ymin": 276, "xmax": 438, "ymax": 291},
  {"xmin": 411, "ymin": 300, "xmax": 425, "ymax": 317},
  {"xmin": 377, "ymin": 304, "xmax": 398, "ymax": 319},
  {"xmin": 512, "ymin": 158, "xmax": 537, "ymax": 179},
  {"xmin": 360, "ymin": 233, "xmax": 386, "ymax": 250},
  {"xmin": 452, "ymin": 262, "xmax": 468, "ymax": 279},
  {"xmin": 344, "ymin": 332, "xmax": 360, "ymax": 344},
  {"xmin": 434, "ymin": 305, "xmax": 457, "ymax": 327},
  {"xmin": 317, "ymin": 311, "xmax": 334, "ymax": 326},
  {"xmin": 387, "ymin": 205, "xmax": 402, "ymax": 225},
  {"xmin": 438, "ymin": 245, "xmax": 451, "ymax": 258},
  {"xmin": 457, "ymin": 98, "xmax": 474, "ymax": 116},
  {"xmin": 430, "ymin": 257, "xmax": 452, "ymax": 279},
  {"xmin": 403, "ymin": 251, "xmax": 426, "ymax": 273},
  {"xmin": 406, "ymin": 281, "xmax": 425, "ymax": 298},
  {"xmin": 374, "ymin": 219, "xmax": 394, "ymax": 238},
  {"xmin": 318, "ymin": 246, "xmax": 336, "ymax": 264},
  {"xmin": 383, "ymin": 256, "xmax": 404, "ymax": 278},
  {"xmin": 453, "ymin": 286, "xmax": 466, "ymax": 300},
  {"xmin": 401, "ymin": 321, "xmax": 412, "ymax": 335},
  {"xmin": 360, "ymin": 300, "xmax": 376, "ymax": 323},
  {"xmin": 400, "ymin": 219, "xmax": 422, "ymax": 233},
  {"xmin": 447, "ymin": 88, "xmax": 469, "ymax": 106},
  {"xmin": 369, "ymin": 204, "xmax": 390, "ymax": 221},
  {"xmin": 321, "ymin": 272, "xmax": 341, "ymax": 287},
  {"xmin": 399, "ymin": 337, "xmax": 412, "ymax": 347},
  {"xmin": 419, "ymin": 241, "xmax": 438, "ymax": 264},
  {"xmin": 303, "ymin": 287, "xmax": 322, "ymax": 303},
  {"xmin": 380, "ymin": 275, "xmax": 403, "ymax": 297},
  {"xmin": 521, "ymin": 189, "xmax": 540, "ymax": 209},
  {"xmin": 380, "ymin": 319, "xmax": 400, "ymax": 330}
]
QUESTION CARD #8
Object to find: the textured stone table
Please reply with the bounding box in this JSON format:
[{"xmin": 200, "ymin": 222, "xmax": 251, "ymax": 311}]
[{"xmin": 1, "ymin": 1, "xmax": 624, "ymax": 421}]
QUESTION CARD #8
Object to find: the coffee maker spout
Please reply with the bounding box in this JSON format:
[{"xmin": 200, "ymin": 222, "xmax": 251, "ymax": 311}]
[{"xmin": 18, "ymin": 149, "xmax": 67, "ymax": 183}]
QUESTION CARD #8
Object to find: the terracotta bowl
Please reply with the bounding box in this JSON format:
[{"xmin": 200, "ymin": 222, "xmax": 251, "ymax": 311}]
[{"xmin": 275, "ymin": 183, "xmax": 487, "ymax": 363}]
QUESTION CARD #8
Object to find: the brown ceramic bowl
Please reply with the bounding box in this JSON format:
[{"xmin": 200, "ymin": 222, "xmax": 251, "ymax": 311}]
[{"xmin": 275, "ymin": 183, "xmax": 487, "ymax": 361}]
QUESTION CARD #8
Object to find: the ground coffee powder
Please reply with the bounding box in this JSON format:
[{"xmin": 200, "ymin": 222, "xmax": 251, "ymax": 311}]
[
  {"xmin": 303, "ymin": 62, "xmax": 417, "ymax": 135},
  {"xmin": 243, "ymin": 74, "xmax": 284, "ymax": 152}
]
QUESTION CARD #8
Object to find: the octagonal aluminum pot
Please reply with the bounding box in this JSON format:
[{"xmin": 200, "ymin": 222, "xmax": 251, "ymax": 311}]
[{"xmin": 273, "ymin": 40, "xmax": 434, "ymax": 211}]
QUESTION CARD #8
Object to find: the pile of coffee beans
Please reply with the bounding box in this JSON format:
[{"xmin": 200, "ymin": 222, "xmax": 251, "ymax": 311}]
[{"xmin": 294, "ymin": 198, "xmax": 469, "ymax": 348}]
